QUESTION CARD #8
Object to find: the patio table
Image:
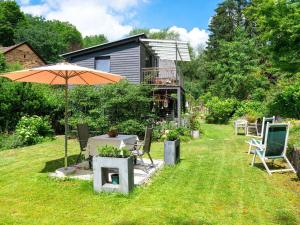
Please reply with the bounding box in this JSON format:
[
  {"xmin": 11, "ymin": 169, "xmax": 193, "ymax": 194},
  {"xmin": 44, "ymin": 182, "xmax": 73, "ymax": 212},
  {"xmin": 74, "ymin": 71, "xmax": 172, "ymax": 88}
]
[{"xmin": 85, "ymin": 134, "xmax": 138, "ymax": 159}]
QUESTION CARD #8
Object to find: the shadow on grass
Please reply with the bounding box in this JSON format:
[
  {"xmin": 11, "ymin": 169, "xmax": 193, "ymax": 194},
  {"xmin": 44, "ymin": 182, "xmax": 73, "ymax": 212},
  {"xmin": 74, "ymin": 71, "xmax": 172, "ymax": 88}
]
[
  {"xmin": 274, "ymin": 209, "xmax": 298, "ymax": 225},
  {"xmin": 252, "ymin": 161, "xmax": 290, "ymax": 172},
  {"xmin": 40, "ymin": 154, "xmax": 78, "ymax": 173},
  {"xmin": 113, "ymin": 217, "xmax": 212, "ymax": 225}
]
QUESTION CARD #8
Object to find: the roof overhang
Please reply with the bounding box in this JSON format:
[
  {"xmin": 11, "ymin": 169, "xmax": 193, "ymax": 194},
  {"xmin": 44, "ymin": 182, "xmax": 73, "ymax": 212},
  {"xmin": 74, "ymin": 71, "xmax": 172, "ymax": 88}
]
[{"xmin": 140, "ymin": 38, "xmax": 191, "ymax": 62}]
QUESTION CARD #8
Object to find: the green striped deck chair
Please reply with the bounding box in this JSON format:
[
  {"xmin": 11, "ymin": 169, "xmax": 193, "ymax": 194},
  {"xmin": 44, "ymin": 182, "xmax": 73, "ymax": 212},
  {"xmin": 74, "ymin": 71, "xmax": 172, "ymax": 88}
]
[
  {"xmin": 251, "ymin": 123, "xmax": 296, "ymax": 175},
  {"xmin": 247, "ymin": 116, "xmax": 275, "ymax": 154}
]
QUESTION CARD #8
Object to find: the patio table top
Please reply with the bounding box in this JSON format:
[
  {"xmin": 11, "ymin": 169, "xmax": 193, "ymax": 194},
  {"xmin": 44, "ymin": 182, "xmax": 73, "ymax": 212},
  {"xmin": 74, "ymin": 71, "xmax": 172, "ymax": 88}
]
[{"xmin": 85, "ymin": 134, "xmax": 138, "ymax": 159}]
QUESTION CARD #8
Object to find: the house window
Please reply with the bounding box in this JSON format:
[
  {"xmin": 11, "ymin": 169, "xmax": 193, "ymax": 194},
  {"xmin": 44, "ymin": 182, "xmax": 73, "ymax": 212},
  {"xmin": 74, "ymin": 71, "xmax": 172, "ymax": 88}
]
[{"xmin": 95, "ymin": 56, "xmax": 110, "ymax": 72}]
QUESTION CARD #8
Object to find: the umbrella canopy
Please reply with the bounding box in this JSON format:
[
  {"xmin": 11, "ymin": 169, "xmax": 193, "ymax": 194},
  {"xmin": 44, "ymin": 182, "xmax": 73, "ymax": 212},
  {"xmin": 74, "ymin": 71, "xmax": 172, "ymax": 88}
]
[
  {"xmin": 0, "ymin": 62, "xmax": 123, "ymax": 169},
  {"xmin": 0, "ymin": 63, "xmax": 122, "ymax": 85}
]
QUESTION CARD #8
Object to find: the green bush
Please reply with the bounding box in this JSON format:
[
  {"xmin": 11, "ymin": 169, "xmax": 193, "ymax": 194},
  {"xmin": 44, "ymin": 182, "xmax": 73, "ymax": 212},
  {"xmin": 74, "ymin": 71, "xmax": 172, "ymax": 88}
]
[
  {"xmin": 190, "ymin": 113, "xmax": 201, "ymax": 131},
  {"xmin": 15, "ymin": 115, "xmax": 54, "ymax": 145},
  {"xmin": 166, "ymin": 130, "xmax": 179, "ymax": 141},
  {"xmin": 233, "ymin": 100, "xmax": 266, "ymax": 119},
  {"xmin": 97, "ymin": 145, "xmax": 131, "ymax": 158},
  {"xmin": 0, "ymin": 79, "xmax": 64, "ymax": 133},
  {"xmin": 68, "ymin": 81, "xmax": 154, "ymax": 135},
  {"xmin": 117, "ymin": 119, "xmax": 145, "ymax": 138},
  {"xmin": 288, "ymin": 124, "xmax": 300, "ymax": 149},
  {"xmin": 268, "ymin": 81, "xmax": 300, "ymax": 119},
  {"xmin": 206, "ymin": 97, "xmax": 237, "ymax": 124},
  {"xmin": 0, "ymin": 133, "xmax": 24, "ymax": 150}
]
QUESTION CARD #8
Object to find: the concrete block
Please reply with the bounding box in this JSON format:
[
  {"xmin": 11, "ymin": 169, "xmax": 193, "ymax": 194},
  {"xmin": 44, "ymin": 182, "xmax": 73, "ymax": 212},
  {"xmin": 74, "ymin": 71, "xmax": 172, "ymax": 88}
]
[{"xmin": 93, "ymin": 156, "xmax": 134, "ymax": 194}]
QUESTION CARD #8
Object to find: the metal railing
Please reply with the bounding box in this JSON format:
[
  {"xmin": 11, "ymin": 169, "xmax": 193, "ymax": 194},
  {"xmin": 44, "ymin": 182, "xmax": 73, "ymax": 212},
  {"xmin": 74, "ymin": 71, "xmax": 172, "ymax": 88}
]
[{"xmin": 142, "ymin": 67, "xmax": 183, "ymax": 87}]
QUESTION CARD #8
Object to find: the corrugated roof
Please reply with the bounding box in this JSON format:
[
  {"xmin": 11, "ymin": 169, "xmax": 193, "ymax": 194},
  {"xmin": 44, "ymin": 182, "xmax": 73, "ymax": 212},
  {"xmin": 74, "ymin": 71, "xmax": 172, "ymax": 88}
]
[{"xmin": 140, "ymin": 39, "xmax": 191, "ymax": 62}]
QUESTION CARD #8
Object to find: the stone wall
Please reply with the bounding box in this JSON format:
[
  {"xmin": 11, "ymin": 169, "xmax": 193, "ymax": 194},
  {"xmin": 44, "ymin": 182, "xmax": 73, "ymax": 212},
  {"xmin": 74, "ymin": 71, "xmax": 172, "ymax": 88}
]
[{"xmin": 4, "ymin": 44, "xmax": 45, "ymax": 69}]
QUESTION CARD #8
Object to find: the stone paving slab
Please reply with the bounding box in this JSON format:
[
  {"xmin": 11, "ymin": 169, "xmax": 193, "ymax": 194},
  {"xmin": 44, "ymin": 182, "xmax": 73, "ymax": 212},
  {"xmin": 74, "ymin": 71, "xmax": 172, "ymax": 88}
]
[{"xmin": 49, "ymin": 159, "xmax": 164, "ymax": 186}]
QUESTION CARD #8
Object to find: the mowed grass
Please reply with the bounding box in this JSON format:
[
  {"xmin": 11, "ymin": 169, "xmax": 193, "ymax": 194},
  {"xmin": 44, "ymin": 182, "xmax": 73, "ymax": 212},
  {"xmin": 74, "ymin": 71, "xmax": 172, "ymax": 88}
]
[{"xmin": 0, "ymin": 124, "xmax": 299, "ymax": 225}]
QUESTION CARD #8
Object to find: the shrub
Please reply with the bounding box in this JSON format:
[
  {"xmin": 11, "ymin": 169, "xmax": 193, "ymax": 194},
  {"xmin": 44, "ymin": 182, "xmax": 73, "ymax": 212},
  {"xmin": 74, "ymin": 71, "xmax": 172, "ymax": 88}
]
[
  {"xmin": 288, "ymin": 124, "xmax": 300, "ymax": 149},
  {"xmin": 0, "ymin": 133, "xmax": 24, "ymax": 150},
  {"xmin": 206, "ymin": 97, "xmax": 237, "ymax": 124},
  {"xmin": 233, "ymin": 100, "xmax": 266, "ymax": 120},
  {"xmin": 190, "ymin": 113, "xmax": 201, "ymax": 131},
  {"xmin": 97, "ymin": 145, "xmax": 131, "ymax": 158},
  {"xmin": 166, "ymin": 130, "xmax": 179, "ymax": 141},
  {"xmin": 152, "ymin": 121, "xmax": 178, "ymax": 141},
  {"xmin": 116, "ymin": 119, "xmax": 145, "ymax": 138},
  {"xmin": 268, "ymin": 81, "xmax": 300, "ymax": 119},
  {"xmin": 68, "ymin": 81, "xmax": 154, "ymax": 135},
  {"xmin": 15, "ymin": 115, "xmax": 54, "ymax": 145}
]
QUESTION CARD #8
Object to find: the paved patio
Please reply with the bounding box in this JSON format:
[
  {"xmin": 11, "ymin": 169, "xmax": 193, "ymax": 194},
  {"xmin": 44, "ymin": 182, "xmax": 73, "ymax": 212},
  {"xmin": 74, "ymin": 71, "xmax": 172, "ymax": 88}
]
[{"xmin": 50, "ymin": 159, "xmax": 164, "ymax": 186}]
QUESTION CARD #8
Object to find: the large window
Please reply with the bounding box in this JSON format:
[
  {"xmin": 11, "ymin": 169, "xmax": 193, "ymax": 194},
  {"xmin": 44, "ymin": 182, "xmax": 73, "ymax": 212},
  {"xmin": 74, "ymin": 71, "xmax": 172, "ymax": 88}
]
[{"xmin": 95, "ymin": 56, "xmax": 110, "ymax": 72}]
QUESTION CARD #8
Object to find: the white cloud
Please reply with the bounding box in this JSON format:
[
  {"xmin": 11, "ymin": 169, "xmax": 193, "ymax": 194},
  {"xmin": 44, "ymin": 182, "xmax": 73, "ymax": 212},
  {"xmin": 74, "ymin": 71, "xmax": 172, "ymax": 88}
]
[
  {"xmin": 19, "ymin": 0, "xmax": 146, "ymax": 40},
  {"xmin": 19, "ymin": 0, "xmax": 209, "ymax": 50},
  {"xmin": 149, "ymin": 28, "xmax": 160, "ymax": 33},
  {"xmin": 168, "ymin": 26, "xmax": 209, "ymax": 49}
]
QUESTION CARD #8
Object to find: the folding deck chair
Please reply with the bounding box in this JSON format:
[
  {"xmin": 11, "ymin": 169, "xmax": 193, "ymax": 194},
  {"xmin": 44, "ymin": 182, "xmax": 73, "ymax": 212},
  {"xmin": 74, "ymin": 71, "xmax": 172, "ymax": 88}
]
[
  {"xmin": 251, "ymin": 123, "xmax": 296, "ymax": 175},
  {"xmin": 247, "ymin": 116, "xmax": 275, "ymax": 154}
]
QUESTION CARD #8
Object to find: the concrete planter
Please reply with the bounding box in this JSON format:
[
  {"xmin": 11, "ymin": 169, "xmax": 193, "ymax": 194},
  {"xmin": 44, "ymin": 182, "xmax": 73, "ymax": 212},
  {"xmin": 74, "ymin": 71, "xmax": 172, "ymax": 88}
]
[
  {"xmin": 93, "ymin": 156, "xmax": 134, "ymax": 194},
  {"xmin": 191, "ymin": 130, "xmax": 200, "ymax": 139},
  {"xmin": 164, "ymin": 139, "xmax": 180, "ymax": 165}
]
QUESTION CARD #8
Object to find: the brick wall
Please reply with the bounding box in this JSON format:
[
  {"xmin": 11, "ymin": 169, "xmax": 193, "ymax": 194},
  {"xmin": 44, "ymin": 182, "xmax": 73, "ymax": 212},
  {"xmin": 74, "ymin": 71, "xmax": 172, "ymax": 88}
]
[{"xmin": 4, "ymin": 44, "xmax": 45, "ymax": 69}]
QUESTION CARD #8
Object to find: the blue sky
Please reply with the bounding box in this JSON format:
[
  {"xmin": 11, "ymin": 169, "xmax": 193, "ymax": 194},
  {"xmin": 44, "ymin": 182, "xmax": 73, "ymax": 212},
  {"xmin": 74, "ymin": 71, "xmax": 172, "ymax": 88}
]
[
  {"xmin": 18, "ymin": 0, "xmax": 222, "ymax": 48},
  {"xmin": 135, "ymin": 0, "xmax": 221, "ymax": 30}
]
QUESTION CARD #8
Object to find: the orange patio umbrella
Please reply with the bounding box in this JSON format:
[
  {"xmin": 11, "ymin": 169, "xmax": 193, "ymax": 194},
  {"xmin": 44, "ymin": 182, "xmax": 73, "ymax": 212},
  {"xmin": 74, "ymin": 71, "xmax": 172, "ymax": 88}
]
[{"xmin": 0, "ymin": 62, "xmax": 123, "ymax": 170}]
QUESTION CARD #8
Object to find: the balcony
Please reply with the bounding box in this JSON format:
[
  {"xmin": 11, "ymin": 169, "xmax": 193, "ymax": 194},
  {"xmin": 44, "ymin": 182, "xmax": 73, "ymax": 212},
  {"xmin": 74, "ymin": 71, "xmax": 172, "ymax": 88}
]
[{"xmin": 142, "ymin": 67, "xmax": 183, "ymax": 87}]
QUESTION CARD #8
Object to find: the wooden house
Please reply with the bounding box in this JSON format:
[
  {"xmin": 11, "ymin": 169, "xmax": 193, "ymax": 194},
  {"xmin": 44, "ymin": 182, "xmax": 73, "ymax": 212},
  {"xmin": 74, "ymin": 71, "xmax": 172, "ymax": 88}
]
[{"xmin": 61, "ymin": 34, "xmax": 191, "ymax": 124}]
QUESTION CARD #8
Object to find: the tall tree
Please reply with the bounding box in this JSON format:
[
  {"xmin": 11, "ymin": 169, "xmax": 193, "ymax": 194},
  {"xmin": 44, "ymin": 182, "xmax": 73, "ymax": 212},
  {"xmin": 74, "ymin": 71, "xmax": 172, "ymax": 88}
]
[
  {"xmin": 83, "ymin": 34, "xmax": 108, "ymax": 48},
  {"xmin": 245, "ymin": 0, "xmax": 300, "ymax": 72},
  {"xmin": 14, "ymin": 15, "xmax": 83, "ymax": 63},
  {"xmin": 0, "ymin": 0, "xmax": 24, "ymax": 46},
  {"xmin": 129, "ymin": 28, "xmax": 180, "ymax": 40},
  {"xmin": 206, "ymin": 0, "xmax": 249, "ymax": 59}
]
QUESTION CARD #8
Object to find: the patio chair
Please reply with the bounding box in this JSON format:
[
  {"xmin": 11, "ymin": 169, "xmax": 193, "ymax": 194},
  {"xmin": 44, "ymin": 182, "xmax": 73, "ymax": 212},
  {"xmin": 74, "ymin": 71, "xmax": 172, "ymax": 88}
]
[
  {"xmin": 247, "ymin": 116, "xmax": 275, "ymax": 154},
  {"xmin": 130, "ymin": 127, "xmax": 154, "ymax": 168},
  {"xmin": 246, "ymin": 119, "xmax": 259, "ymax": 136},
  {"xmin": 234, "ymin": 119, "xmax": 247, "ymax": 135},
  {"xmin": 76, "ymin": 124, "xmax": 92, "ymax": 168},
  {"xmin": 251, "ymin": 123, "xmax": 296, "ymax": 175}
]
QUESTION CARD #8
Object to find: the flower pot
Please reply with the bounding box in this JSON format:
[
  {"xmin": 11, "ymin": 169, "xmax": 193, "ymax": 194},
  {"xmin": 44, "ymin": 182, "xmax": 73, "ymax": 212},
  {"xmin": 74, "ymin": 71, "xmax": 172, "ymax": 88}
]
[
  {"xmin": 164, "ymin": 139, "xmax": 180, "ymax": 165},
  {"xmin": 107, "ymin": 130, "xmax": 118, "ymax": 137},
  {"xmin": 191, "ymin": 130, "xmax": 200, "ymax": 139},
  {"xmin": 93, "ymin": 156, "xmax": 134, "ymax": 194}
]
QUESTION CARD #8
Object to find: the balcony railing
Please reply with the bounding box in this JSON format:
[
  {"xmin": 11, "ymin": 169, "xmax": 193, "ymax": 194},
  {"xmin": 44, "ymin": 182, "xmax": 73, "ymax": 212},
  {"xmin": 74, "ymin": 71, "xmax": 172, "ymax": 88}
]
[{"xmin": 142, "ymin": 67, "xmax": 183, "ymax": 87}]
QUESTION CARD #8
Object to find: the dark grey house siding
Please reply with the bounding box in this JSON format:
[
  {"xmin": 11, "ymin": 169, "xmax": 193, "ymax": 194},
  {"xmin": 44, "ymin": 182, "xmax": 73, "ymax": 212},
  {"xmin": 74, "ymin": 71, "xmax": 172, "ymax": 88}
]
[
  {"xmin": 67, "ymin": 42, "xmax": 141, "ymax": 84},
  {"xmin": 140, "ymin": 44, "xmax": 156, "ymax": 82}
]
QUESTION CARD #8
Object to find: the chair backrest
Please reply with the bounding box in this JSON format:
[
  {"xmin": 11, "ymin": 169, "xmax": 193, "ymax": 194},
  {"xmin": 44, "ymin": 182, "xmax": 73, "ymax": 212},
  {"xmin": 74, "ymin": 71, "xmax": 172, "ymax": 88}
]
[
  {"xmin": 263, "ymin": 123, "xmax": 289, "ymax": 157},
  {"xmin": 77, "ymin": 124, "xmax": 89, "ymax": 151},
  {"xmin": 261, "ymin": 116, "xmax": 275, "ymax": 144},
  {"xmin": 143, "ymin": 127, "xmax": 153, "ymax": 153}
]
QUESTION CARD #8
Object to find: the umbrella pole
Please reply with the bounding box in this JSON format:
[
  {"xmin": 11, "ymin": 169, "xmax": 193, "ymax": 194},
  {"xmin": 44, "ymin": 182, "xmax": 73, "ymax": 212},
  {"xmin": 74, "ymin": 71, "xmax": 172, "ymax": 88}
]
[{"xmin": 64, "ymin": 79, "xmax": 69, "ymax": 169}]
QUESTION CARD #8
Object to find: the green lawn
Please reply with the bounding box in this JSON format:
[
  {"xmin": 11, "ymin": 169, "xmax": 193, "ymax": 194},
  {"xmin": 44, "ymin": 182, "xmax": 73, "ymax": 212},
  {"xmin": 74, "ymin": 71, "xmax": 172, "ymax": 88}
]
[{"xmin": 0, "ymin": 124, "xmax": 299, "ymax": 225}]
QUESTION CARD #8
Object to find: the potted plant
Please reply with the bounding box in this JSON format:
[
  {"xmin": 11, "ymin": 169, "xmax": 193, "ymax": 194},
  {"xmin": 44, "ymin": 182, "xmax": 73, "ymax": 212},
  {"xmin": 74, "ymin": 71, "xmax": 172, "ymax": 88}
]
[
  {"xmin": 93, "ymin": 145, "xmax": 134, "ymax": 194},
  {"xmin": 190, "ymin": 113, "xmax": 201, "ymax": 139},
  {"xmin": 107, "ymin": 126, "xmax": 118, "ymax": 137},
  {"xmin": 164, "ymin": 130, "xmax": 180, "ymax": 165}
]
